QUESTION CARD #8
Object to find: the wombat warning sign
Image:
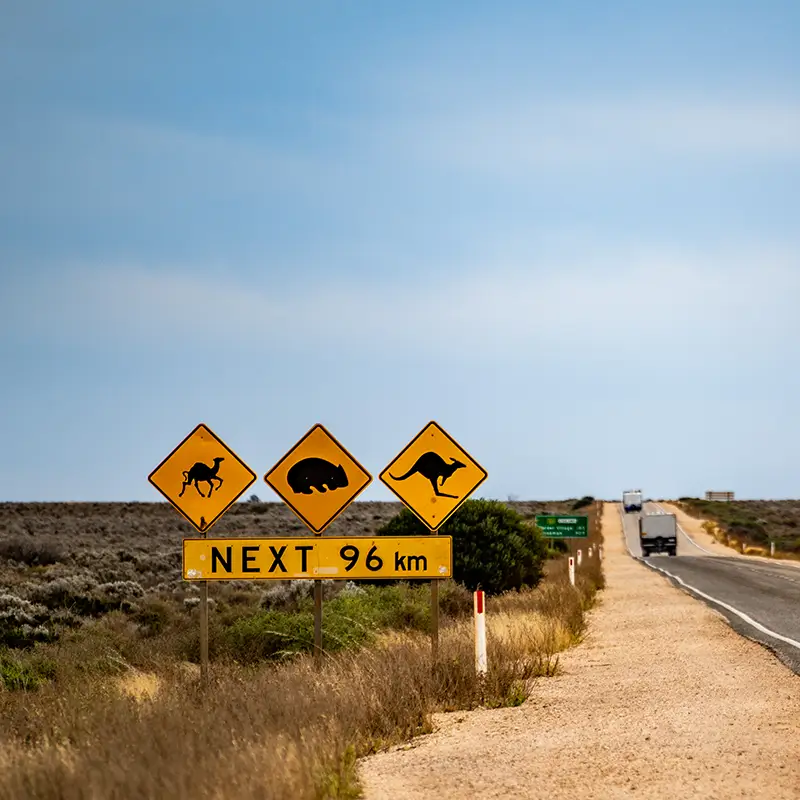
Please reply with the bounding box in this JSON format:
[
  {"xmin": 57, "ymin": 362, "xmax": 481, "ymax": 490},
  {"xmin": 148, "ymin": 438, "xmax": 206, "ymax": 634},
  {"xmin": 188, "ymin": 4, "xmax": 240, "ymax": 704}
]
[{"xmin": 263, "ymin": 424, "xmax": 372, "ymax": 533}]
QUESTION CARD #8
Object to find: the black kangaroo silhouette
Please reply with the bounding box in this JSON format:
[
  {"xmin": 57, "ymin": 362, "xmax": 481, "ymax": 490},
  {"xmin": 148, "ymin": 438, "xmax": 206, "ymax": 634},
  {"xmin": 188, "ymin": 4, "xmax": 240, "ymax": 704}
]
[
  {"xmin": 389, "ymin": 452, "xmax": 465, "ymax": 499},
  {"xmin": 179, "ymin": 457, "xmax": 224, "ymax": 498}
]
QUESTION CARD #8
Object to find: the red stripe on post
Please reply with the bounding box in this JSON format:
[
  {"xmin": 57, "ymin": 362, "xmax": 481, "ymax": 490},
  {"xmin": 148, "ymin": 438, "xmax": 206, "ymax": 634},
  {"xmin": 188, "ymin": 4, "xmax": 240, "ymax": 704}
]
[{"xmin": 476, "ymin": 590, "xmax": 484, "ymax": 614}]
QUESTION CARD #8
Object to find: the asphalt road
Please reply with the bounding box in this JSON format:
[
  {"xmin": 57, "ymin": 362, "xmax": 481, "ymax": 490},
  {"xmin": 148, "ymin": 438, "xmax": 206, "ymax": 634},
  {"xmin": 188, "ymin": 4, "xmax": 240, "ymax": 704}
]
[{"xmin": 620, "ymin": 502, "xmax": 800, "ymax": 675}]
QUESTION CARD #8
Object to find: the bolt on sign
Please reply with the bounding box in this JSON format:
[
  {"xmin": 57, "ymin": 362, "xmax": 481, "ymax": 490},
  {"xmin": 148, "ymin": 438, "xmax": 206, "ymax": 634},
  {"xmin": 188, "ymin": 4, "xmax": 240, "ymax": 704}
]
[
  {"xmin": 183, "ymin": 536, "xmax": 453, "ymax": 581},
  {"xmin": 148, "ymin": 423, "xmax": 256, "ymax": 532},
  {"xmin": 535, "ymin": 515, "xmax": 589, "ymax": 538},
  {"xmin": 263, "ymin": 424, "xmax": 372, "ymax": 533},
  {"xmin": 380, "ymin": 421, "xmax": 487, "ymax": 530}
]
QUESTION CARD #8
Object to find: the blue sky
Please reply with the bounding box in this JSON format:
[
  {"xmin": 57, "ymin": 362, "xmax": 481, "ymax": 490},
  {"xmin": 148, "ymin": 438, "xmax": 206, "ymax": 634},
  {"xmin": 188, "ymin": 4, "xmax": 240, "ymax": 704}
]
[{"xmin": 2, "ymin": 1, "xmax": 799, "ymax": 502}]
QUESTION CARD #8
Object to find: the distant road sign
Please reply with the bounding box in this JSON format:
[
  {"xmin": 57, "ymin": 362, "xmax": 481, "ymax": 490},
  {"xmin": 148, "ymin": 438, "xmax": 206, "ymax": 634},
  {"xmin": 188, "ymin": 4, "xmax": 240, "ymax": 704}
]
[
  {"xmin": 148, "ymin": 423, "xmax": 256, "ymax": 532},
  {"xmin": 264, "ymin": 424, "xmax": 372, "ymax": 533},
  {"xmin": 380, "ymin": 421, "xmax": 487, "ymax": 531},
  {"xmin": 705, "ymin": 491, "xmax": 735, "ymax": 502},
  {"xmin": 536, "ymin": 515, "xmax": 589, "ymax": 538},
  {"xmin": 183, "ymin": 536, "xmax": 453, "ymax": 580}
]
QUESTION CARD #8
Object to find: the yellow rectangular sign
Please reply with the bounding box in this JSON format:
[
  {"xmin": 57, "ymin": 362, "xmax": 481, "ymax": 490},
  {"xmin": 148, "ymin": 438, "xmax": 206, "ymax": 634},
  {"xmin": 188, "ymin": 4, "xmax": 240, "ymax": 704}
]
[{"xmin": 182, "ymin": 536, "xmax": 453, "ymax": 581}]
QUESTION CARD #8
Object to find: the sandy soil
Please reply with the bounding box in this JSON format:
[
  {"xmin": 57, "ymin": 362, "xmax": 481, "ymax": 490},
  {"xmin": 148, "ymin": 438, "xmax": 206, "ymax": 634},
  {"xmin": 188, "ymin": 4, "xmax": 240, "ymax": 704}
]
[{"xmin": 359, "ymin": 503, "xmax": 800, "ymax": 799}]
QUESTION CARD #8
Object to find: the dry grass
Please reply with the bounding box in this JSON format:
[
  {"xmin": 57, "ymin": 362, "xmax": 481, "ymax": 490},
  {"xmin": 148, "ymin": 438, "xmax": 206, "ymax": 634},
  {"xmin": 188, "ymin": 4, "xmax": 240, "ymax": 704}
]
[
  {"xmin": 678, "ymin": 498, "xmax": 800, "ymax": 558},
  {"xmin": 0, "ymin": 500, "xmax": 605, "ymax": 798},
  {"xmin": 0, "ymin": 564, "xmax": 603, "ymax": 800}
]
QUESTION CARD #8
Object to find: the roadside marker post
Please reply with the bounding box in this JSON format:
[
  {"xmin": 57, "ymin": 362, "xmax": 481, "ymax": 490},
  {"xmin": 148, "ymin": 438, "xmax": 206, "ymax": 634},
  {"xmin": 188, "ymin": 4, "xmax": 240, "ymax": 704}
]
[
  {"xmin": 263, "ymin": 424, "xmax": 372, "ymax": 669},
  {"xmin": 588, "ymin": 546, "xmax": 593, "ymax": 558},
  {"xmin": 148, "ymin": 423, "xmax": 256, "ymax": 687},
  {"xmin": 577, "ymin": 549, "xmax": 582, "ymax": 567},
  {"xmin": 771, "ymin": 541, "xmax": 776, "ymax": 557},
  {"xmin": 380, "ymin": 421, "xmax": 487, "ymax": 663},
  {"xmin": 568, "ymin": 556, "xmax": 575, "ymax": 586},
  {"xmin": 474, "ymin": 590, "xmax": 487, "ymax": 698},
  {"xmin": 599, "ymin": 546, "xmax": 603, "ymax": 561}
]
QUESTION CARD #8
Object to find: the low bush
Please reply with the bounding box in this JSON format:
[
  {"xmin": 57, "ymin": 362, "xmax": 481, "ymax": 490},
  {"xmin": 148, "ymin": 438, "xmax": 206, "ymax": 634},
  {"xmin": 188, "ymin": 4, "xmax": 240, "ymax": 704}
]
[
  {"xmin": 221, "ymin": 583, "xmax": 437, "ymax": 664},
  {"xmin": 0, "ymin": 595, "xmax": 54, "ymax": 649},
  {"xmin": 0, "ymin": 652, "xmax": 57, "ymax": 691},
  {"xmin": 29, "ymin": 577, "xmax": 144, "ymax": 617},
  {"xmin": 0, "ymin": 537, "xmax": 64, "ymax": 567},
  {"xmin": 378, "ymin": 500, "xmax": 548, "ymax": 595},
  {"xmin": 571, "ymin": 496, "xmax": 595, "ymax": 510}
]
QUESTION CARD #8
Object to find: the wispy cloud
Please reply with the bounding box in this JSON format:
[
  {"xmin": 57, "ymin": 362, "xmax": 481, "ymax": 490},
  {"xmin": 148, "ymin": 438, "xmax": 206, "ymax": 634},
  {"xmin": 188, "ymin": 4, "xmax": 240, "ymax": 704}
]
[
  {"xmin": 0, "ymin": 113, "xmax": 342, "ymax": 215},
  {"xmin": 7, "ymin": 244, "xmax": 798, "ymax": 363},
  {"xmin": 362, "ymin": 97, "xmax": 800, "ymax": 176}
]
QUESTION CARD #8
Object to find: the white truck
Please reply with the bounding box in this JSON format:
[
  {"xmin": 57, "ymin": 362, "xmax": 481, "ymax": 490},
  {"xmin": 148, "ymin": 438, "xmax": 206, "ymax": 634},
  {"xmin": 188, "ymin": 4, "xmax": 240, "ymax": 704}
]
[
  {"xmin": 622, "ymin": 489, "xmax": 643, "ymax": 513},
  {"xmin": 639, "ymin": 512, "xmax": 678, "ymax": 557}
]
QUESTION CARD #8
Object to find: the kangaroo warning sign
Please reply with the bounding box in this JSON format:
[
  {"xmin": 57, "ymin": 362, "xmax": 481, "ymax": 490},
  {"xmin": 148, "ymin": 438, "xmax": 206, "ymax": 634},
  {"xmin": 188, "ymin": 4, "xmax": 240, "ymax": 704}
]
[
  {"xmin": 264, "ymin": 424, "xmax": 372, "ymax": 533},
  {"xmin": 148, "ymin": 423, "xmax": 256, "ymax": 533},
  {"xmin": 182, "ymin": 536, "xmax": 452, "ymax": 581},
  {"xmin": 380, "ymin": 421, "xmax": 487, "ymax": 530}
]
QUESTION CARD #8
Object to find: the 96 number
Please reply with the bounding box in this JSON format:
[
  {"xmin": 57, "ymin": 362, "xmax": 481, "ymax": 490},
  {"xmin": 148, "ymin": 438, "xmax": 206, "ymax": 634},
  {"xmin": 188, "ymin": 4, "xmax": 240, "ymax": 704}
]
[{"xmin": 339, "ymin": 544, "xmax": 384, "ymax": 572}]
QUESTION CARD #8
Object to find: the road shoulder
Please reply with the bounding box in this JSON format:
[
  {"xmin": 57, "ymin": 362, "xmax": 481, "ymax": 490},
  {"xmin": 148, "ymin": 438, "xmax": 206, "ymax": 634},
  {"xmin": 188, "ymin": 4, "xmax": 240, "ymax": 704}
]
[{"xmin": 358, "ymin": 502, "xmax": 800, "ymax": 799}]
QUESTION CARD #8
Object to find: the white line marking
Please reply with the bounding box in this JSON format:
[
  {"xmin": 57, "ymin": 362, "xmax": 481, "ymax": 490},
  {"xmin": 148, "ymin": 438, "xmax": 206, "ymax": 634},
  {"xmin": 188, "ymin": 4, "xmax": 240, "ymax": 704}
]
[
  {"xmin": 644, "ymin": 560, "xmax": 800, "ymax": 651},
  {"xmin": 618, "ymin": 503, "xmax": 800, "ymax": 653},
  {"xmin": 651, "ymin": 502, "xmax": 717, "ymax": 555}
]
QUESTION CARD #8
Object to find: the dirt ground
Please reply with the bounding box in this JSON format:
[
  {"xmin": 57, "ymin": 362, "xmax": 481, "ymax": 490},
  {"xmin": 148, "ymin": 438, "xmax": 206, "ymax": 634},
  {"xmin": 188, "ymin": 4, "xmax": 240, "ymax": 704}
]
[{"xmin": 358, "ymin": 502, "xmax": 800, "ymax": 799}]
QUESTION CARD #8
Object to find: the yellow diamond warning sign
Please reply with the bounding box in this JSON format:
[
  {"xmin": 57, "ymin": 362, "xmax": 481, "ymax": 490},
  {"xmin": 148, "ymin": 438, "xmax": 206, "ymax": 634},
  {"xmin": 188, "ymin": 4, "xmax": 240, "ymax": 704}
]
[
  {"xmin": 380, "ymin": 421, "xmax": 487, "ymax": 530},
  {"xmin": 264, "ymin": 424, "xmax": 372, "ymax": 533},
  {"xmin": 148, "ymin": 423, "xmax": 256, "ymax": 533}
]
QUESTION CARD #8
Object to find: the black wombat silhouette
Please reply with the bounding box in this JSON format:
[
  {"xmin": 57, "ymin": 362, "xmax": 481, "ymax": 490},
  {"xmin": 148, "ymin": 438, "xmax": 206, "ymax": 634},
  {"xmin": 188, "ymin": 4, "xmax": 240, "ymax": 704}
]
[
  {"xmin": 179, "ymin": 457, "xmax": 224, "ymax": 498},
  {"xmin": 287, "ymin": 458, "xmax": 349, "ymax": 495},
  {"xmin": 390, "ymin": 452, "xmax": 465, "ymax": 499}
]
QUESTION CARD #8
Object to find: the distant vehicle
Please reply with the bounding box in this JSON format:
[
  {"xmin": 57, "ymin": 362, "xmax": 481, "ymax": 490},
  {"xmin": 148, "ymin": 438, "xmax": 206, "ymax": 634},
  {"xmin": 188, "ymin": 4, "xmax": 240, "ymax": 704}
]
[
  {"xmin": 622, "ymin": 489, "xmax": 643, "ymax": 513},
  {"xmin": 639, "ymin": 512, "xmax": 677, "ymax": 557}
]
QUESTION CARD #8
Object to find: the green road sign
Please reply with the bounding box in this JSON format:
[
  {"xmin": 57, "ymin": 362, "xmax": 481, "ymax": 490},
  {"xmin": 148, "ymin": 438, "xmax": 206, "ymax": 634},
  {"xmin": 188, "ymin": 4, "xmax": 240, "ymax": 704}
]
[{"xmin": 535, "ymin": 515, "xmax": 589, "ymax": 538}]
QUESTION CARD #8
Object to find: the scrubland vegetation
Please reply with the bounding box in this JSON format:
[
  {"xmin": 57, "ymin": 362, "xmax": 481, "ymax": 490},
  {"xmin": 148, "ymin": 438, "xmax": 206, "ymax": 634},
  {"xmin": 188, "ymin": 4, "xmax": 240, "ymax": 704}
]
[
  {"xmin": 676, "ymin": 498, "xmax": 800, "ymax": 557},
  {"xmin": 0, "ymin": 498, "xmax": 604, "ymax": 799}
]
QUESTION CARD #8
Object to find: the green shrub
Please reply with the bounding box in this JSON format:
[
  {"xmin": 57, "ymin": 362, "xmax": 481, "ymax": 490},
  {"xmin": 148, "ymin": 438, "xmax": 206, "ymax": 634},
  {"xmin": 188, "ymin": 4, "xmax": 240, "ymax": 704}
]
[
  {"xmin": 0, "ymin": 536, "xmax": 64, "ymax": 566},
  {"xmin": 378, "ymin": 500, "xmax": 548, "ymax": 596},
  {"xmin": 218, "ymin": 583, "xmax": 438, "ymax": 664},
  {"xmin": 133, "ymin": 598, "xmax": 173, "ymax": 637},
  {"xmin": 0, "ymin": 594, "xmax": 56, "ymax": 649},
  {"xmin": 571, "ymin": 496, "xmax": 595, "ymax": 510},
  {"xmin": 0, "ymin": 652, "xmax": 56, "ymax": 691}
]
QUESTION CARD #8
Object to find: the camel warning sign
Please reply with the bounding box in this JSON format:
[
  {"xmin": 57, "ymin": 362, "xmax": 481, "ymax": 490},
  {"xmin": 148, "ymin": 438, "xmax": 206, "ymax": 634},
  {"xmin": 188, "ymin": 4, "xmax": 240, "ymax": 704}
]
[
  {"xmin": 264, "ymin": 424, "xmax": 372, "ymax": 533},
  {"xmin": 380, "ymin": 421, "xmax": 487, "ymax": 530},
  {"xmin": 148, "ymin": 423, "xmax": 256, "ymax": 533},
  {"xmin": 182, "ymin": 536, "xmax": 452, "ymax": 581}
]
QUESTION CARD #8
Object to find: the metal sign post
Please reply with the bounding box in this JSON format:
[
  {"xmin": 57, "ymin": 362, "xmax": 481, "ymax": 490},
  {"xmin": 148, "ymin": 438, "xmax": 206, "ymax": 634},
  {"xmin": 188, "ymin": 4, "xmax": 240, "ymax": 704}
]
[
  {"xmin": 379, "ymin": 421, "xmax": 487, "ymax": 662},
  {"xmin": 263, "ymin": 424, "xmax": 373, "ymax": 670},
  {"xmin": 148, "ymin": 424, "xmax": 256, "ymax": 688},
  {"xmin": 313, "ymin": 579, "xmax": 323, "ymax": 668}
]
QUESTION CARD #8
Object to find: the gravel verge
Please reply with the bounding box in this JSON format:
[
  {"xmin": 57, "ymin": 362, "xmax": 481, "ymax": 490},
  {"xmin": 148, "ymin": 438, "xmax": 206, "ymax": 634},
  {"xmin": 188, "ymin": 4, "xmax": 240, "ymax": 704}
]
[{"xmin": 358, "ymin": 503, "xmax": 800, "ymax": 799}]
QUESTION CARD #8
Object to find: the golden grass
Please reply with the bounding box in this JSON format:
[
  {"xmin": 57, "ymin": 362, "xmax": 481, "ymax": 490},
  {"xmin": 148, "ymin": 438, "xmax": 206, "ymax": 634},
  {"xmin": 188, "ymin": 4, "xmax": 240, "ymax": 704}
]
[
  {"xmin": 0, "ymin": 503, "xmax": 606, "ymax": 799},
  {"xmin": 116, "ymin": 670, "xmax": 160, "ymax": 701}
]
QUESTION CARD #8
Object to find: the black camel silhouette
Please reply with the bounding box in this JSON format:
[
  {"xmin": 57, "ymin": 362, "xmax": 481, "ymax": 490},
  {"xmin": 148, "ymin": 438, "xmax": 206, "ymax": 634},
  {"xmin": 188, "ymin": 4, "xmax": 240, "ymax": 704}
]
[
  {"xmin": 389, "ymin": 452, "xmax": 465, "ymax": 499},
  {"xmin": 179, "ymin": 457, "xmax": 224, "ymax": 498}
]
